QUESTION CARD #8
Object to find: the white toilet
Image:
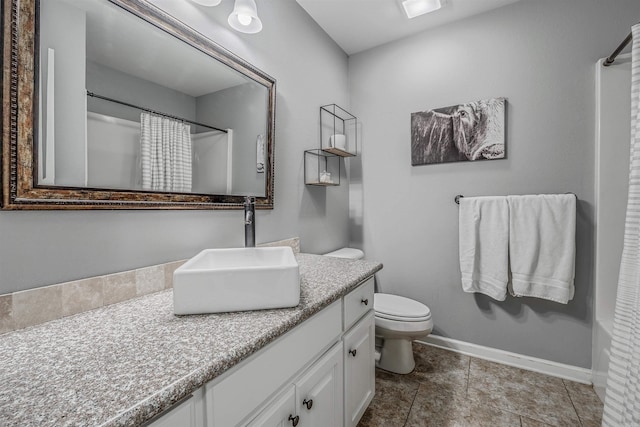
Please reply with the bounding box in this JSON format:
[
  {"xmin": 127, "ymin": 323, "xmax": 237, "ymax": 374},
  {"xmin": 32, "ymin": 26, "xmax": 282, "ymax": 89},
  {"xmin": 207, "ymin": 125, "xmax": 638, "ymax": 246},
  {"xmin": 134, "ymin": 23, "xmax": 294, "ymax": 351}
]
[{"xmin": 324, "ymin": 248, "xmax": 433, "ymax": 374}]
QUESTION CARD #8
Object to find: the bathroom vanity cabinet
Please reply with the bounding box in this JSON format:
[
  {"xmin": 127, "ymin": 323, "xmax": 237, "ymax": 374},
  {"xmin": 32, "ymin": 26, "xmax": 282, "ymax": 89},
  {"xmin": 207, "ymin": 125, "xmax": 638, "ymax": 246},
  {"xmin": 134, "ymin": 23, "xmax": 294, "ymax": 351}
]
[
  {"xmin": 0, "ymin": 254, "xmax": 382, "ymax": 426},
  {"xmin": 149, "ymin": 277, "xmax": 375, "ymax": 427}
]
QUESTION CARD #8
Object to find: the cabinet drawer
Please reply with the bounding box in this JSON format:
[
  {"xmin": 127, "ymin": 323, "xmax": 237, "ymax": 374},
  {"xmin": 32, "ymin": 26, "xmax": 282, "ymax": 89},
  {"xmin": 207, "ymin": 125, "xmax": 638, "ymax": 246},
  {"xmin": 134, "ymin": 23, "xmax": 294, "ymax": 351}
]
[{"xmin": 343, "ymin": 277, "xmax": 374, "ymax": 331}]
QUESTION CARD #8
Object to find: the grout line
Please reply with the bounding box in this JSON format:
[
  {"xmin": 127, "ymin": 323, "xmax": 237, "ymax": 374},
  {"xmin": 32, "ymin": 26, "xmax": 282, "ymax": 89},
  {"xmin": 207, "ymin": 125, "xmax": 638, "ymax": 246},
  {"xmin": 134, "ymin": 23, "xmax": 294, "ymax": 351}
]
[
  {"xmin": 402, "ymin": 383, "xmax": 421, "ymax": 427},
  {"xmin": 562, "ymin": 379, "xmax": 585, "ymax": 426},
  {"xmin": 465, "ymin": 357, "xmax": 471, "ymax": 398}
]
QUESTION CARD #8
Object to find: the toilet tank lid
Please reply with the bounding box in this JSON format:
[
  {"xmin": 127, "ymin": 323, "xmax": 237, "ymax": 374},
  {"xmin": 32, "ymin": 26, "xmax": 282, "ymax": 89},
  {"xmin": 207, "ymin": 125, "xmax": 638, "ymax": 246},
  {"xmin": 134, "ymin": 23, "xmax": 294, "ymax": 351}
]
[
  {"xmin": 374, "ymin": 293, "xmax": 431, "ymax": 319},
  {"xmin": 324, "ymin": 247, "xmax": 365, "ymax": 260}
]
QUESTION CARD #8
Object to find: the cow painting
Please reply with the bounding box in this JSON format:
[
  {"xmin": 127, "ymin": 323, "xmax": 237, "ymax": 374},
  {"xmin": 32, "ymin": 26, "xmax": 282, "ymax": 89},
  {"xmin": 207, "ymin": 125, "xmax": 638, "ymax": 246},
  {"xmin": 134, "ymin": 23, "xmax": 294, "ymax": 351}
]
[{"xmin": 411, "ymin": 98, "xmax": 506, "ymax": 165}]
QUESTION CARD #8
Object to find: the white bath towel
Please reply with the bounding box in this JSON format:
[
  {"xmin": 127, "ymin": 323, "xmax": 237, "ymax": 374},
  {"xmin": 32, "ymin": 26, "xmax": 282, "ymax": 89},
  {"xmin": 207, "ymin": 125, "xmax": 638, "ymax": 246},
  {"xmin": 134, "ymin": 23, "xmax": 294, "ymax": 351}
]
[
  {"xmin": 459, "ymin": 196, "xmax": 510, "ymax": 301},
  {"xmin": 507, "ymin": 194, "xmax": 576, "ymax": 304}
]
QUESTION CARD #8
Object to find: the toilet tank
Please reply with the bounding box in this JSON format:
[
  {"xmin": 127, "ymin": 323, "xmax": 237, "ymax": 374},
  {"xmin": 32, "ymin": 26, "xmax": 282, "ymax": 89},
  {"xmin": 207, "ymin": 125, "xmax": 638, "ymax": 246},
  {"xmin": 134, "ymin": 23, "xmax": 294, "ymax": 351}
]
[{"xmin": 324, "ymin": 247, "xmax": 365, "ymax": 260}]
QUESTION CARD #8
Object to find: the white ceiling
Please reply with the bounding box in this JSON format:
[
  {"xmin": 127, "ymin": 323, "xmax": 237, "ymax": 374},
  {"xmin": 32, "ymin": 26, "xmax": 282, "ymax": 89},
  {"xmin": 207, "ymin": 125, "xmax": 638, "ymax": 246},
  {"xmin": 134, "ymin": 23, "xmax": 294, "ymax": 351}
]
[{"xmin": 295, "ymin": 0, "xmax": 522, "ymax": 55}]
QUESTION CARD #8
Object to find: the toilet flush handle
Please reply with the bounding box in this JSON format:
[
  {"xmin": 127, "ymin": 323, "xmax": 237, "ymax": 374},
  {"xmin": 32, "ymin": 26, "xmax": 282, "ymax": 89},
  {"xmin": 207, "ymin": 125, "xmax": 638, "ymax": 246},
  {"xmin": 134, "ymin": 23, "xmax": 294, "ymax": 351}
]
[{"xmin": 361, "ymin": 298, "xmax": 369, "ymax": 306}]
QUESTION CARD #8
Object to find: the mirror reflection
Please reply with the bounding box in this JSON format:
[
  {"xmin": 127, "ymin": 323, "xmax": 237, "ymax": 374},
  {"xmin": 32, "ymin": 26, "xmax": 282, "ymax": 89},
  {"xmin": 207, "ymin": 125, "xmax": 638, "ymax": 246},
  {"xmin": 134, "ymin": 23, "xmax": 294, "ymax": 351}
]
[{"xmin": 39, "ymin": 0, "xmax": 269, "ymax": 197}]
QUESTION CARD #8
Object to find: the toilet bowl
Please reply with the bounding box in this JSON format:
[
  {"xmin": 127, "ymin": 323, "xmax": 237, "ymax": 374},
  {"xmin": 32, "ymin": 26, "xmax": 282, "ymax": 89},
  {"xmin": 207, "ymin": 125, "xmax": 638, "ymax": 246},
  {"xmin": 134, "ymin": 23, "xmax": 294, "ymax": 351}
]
[
  {"xmin": 324, "ymin": 247, "xmax": 434, "ymax": 374},
  {"xmin": 374, "ymin": 293, "xmax": 433, "ymax": 374}
]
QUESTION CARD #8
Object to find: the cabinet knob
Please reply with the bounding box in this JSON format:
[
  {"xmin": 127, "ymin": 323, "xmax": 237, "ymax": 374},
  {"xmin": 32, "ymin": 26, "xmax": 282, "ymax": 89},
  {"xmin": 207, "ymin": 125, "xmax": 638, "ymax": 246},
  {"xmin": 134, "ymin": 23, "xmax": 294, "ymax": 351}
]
[
  {"xmin": 303, "ymin": 398, "xmax": 313, "ymax": 410},
  {"xmin": 361, "ymin": 298, "xmax": 369, "ymax": 306},
  {"xmin": 349, "ymin": 349, "xmax": 357, "ymax": 357},
  {"xmin": 289, "ymin": 414, "xmax": 300, "ymax": 426}
]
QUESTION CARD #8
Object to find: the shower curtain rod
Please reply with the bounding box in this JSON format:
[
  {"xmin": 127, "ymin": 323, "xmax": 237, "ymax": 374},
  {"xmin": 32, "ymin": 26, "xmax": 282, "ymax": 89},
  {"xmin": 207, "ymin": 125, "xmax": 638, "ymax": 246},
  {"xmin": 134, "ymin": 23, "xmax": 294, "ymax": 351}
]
[
  {"xmin": 604, "ymin": 31, "xmax": 633, "ymax": 66},
  {"xmin": 86, "ymin": 91, "xmax": 228, "ymax": 133}
]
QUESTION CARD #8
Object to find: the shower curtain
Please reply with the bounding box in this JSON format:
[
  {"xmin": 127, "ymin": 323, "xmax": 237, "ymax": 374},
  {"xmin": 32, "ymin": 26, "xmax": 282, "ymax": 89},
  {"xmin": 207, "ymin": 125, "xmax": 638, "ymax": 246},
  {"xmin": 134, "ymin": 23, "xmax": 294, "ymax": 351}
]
[
  {"xmin": 602, "ymin": 23, "xmax": 640, "ymax": 426},
  {"xmin": 140, "ymin": 112, "xmax": 192, "ymax": 192}
]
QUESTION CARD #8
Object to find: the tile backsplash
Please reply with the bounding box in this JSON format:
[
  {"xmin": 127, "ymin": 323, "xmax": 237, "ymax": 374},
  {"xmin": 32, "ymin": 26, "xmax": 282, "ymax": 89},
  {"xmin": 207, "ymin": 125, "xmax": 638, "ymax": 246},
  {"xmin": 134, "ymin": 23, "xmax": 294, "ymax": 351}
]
[
  {"xmin": 0, "ymin": 237, "xmax": 300, "ymax": 335},
  {"xmin": 0, "ymin": 260, "xmax": 186, "ymax": 335}
]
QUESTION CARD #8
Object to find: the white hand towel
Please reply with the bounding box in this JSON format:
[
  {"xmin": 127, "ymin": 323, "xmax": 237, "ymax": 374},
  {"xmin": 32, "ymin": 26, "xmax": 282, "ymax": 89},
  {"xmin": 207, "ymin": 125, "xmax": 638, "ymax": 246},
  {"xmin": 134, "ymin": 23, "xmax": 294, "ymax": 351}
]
[
  {"xmin": 459, "ymin": 196, "xmax": 510, "ymax": 301},
  {"xmin": 507, "ymin": 194, "xmax": 576, "ymax": 304}
]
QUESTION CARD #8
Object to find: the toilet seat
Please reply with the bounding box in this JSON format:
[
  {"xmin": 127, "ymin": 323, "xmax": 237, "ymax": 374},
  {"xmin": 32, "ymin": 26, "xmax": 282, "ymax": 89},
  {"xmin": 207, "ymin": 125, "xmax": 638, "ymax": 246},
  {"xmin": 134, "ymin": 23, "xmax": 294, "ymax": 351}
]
[
  {"xmin": 374, "ymin": 293, "xmax": 431, "ymax": 322},
  {"xmin": 376, "ymin": 311, "xmax": 431, "ymax": 322}
]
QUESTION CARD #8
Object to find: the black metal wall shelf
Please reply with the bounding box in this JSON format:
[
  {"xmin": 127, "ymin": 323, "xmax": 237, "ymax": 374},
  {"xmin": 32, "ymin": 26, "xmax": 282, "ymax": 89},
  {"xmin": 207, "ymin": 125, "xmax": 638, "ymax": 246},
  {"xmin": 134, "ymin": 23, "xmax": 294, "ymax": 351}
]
[
  {"xmin": 303, "ymin": 104, "xmax": 357, "ymax": 187},
  {"xmin": 304, "ymin": 149, "xmax": 341, "ymax": 186},
  {"xmin": 320, "ymin": 104, "xmax": 357, "ymax": 157}
]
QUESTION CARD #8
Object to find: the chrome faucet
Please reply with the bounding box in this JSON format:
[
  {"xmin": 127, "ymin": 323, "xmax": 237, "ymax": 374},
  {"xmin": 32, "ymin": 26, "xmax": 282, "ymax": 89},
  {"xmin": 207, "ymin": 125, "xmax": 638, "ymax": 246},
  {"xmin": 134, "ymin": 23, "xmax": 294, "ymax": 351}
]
[{"xmin": 244, "ymin": 196, "xmax": 256, "ymax": 247}]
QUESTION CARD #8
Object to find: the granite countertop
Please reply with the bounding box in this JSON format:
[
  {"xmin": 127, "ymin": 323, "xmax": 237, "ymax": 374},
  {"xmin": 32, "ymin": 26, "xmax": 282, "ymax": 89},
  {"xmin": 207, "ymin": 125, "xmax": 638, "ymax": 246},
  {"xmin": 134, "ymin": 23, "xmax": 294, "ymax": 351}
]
[{"xmin": 0, "ymin": 254, "xmax": 381, "ymax": 427}]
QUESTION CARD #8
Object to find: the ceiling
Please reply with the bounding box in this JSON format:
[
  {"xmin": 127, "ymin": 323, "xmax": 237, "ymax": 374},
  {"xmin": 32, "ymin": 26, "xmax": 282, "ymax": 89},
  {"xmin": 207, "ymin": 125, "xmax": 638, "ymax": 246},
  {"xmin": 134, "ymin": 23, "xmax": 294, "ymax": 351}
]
[
  {"xmin": 60, "ymin": 0, "xmax": 248, "ymax": 98},
  {"xmin": 295, "ymin": 0, "xmax": 522, "ymax": 55}
]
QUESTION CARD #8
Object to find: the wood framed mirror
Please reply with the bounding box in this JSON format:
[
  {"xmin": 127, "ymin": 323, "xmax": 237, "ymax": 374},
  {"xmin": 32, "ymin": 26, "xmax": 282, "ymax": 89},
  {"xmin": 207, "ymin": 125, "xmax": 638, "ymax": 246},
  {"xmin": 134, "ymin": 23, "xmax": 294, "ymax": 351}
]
[{"xmin": 1, "ymin": 0, "xmax": 276, "ymax": 209}]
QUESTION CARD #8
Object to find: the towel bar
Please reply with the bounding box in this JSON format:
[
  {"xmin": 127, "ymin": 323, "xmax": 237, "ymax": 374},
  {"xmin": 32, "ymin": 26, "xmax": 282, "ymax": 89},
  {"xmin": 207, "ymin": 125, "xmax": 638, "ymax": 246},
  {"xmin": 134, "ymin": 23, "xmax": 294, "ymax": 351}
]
[{"xmin": 454, "ymin": 193, "xmax": 576, "ymax": 205}]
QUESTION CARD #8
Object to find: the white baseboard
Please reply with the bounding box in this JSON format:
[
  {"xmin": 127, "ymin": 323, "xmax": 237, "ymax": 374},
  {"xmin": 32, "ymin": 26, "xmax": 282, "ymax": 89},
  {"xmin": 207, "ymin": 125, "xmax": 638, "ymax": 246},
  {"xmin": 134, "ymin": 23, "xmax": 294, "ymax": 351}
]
[{"xmin": 417, "ymin": 335, "xmax": 592, "ymax": 385}]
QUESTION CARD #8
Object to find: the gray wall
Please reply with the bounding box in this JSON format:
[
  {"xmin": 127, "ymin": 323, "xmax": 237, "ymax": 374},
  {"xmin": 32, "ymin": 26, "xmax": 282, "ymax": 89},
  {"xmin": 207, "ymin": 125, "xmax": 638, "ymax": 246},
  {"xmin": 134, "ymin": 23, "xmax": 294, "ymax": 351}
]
[
  {"xmin": 86, "ymin": 60, "xmax": 197, "ymax": 123},
  {"xmin": 349, "ymin": 0, "xmax": 640, "ymax": 367},
  {"xmin": 196, "ymin": 83, "xmax": 268, "ymax": 196},
  {"xmin": 0, "ymin": 0, "xmax": 349, "ymax": 294}
]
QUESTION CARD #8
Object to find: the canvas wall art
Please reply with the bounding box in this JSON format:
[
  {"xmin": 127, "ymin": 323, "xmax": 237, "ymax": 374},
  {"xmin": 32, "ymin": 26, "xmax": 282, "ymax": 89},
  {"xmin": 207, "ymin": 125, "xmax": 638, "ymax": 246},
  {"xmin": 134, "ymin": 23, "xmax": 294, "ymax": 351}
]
[{"xmin": 411, "ymin": 97, "xmax": 506, "ymax": 166}]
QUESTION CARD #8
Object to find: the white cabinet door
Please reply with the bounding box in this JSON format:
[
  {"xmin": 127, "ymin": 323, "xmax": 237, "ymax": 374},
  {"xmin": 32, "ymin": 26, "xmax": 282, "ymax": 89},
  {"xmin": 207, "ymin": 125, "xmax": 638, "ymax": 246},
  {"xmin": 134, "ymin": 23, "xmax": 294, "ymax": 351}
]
[
  {"xmin": 246, "ymin": 386, "xmax": 298, "ymax": 427},
  {"xmin": 295, "ymin": 342, "xmax": 343, "ymax": 427},
  {"xmin": 343, "ymin": 311, "xmax": 375, "ymax": 427}
]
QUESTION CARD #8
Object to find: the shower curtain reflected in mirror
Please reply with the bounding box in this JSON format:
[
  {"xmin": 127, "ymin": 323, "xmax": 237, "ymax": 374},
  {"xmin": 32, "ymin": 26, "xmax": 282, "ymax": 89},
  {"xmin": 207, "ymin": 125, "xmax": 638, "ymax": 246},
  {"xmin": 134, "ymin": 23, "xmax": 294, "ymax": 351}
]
[{"xmin": 140, "ymin": 112, "xmax": 193, "ymax": 193}]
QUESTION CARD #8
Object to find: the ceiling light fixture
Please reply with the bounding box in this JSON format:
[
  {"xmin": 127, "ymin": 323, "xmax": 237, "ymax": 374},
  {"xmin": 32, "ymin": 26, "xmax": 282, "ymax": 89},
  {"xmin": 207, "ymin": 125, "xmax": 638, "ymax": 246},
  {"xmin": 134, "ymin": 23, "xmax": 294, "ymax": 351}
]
[
  {"xmin": 190, "ymin": 0, "xmax": 222, "ymax": 6},
  {"xmin": 402, "ymin": 0, "xmax": 442, "ymax": 19},
  {"xmin": 228, "ymin": 0, "xmax": 263, "ymax": 34}
]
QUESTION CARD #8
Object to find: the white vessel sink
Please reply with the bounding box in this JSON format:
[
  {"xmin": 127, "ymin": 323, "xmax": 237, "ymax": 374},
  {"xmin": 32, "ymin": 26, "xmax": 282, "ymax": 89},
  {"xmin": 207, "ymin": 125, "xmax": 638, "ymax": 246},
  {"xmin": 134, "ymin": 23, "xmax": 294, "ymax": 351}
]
[{"xmin": 173, "ymin": 247, "xmax": 300, "ymax": 315}]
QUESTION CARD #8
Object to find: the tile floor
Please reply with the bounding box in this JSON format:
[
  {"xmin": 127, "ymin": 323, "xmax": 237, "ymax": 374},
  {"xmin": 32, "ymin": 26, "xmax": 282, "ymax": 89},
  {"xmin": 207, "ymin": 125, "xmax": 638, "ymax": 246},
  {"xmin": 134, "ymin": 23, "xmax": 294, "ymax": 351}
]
[{"xmin": 358, "ymin": 343, "xmax": 603, "ymax": 427}]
